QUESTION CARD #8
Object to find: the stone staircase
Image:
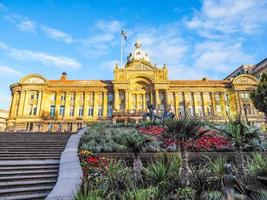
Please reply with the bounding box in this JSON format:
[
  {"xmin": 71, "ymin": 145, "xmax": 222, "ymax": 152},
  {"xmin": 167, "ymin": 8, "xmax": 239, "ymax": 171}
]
[{"xmin": 0, "ymin": 133, "xmax": 72, "ymax": 200}]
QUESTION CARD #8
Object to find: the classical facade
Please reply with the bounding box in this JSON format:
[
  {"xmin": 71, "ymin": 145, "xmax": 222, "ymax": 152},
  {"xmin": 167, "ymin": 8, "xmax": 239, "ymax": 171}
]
[{"xmin": 6, "ymin": 41, "xmax": 266, "ymax": 132}]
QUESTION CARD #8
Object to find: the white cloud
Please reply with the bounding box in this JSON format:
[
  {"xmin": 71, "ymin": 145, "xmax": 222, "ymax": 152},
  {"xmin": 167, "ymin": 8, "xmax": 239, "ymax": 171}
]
[
  {"xmin": 95, "ymin": 20, "xmax": 121, "ymax": 33},
  {"xmin": 0, "ymin": 41, "xmax": 81, "ymax": 69},
  {"xmin": 193, "ymin": 41, "xmax": 254, "ymax": 73},
  {"xmin": 186, "ymin": 0, "xmax": 267, "ymax": 37},
  {"xmin": 18, "ymin": 20, "xmax": 36, "ymax": 33},
  {"xmin": 0, "ymin": 65, "xmax": 22, "ymax": 76},
  {"xmin": 5, "ymin": 14, "xmax": 37, "ymax": 33},
  {"xmin": 40, "ymin": 25, "xmax": 73, "ymax": 43}
]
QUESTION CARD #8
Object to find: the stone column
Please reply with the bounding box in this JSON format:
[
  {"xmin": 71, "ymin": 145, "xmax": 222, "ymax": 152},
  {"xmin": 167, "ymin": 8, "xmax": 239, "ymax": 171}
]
[
  {"xmin": 84, "ymin": 92, "xmax": 89, "ymax": 118},
  {"xmin": 93, "ymin": 92, "xmax": 98, "ymax": 117},
  {"xmin": 165, "ymin": 90, "xmax": 169, "ymax": 110},
  {"xmin": 211, "ymin": 92, "xmax": 217, "ymax": 116},
  {"xmin": 125, "ymin": 90, "xmax": 129, "ymax": 111},
  {"xmin": 74, "ymin": 92, "xmax": 79, "ymax": 117},
  {"xmin": 114, "ymin": 89, "xmax": 119, "ymax": 111},
  {"xmin": 103, "ymin": 91, "xmax": 108, "ymax": 117},
  {"xmin": 22, "ymin": 91, "xmax": 30, "ymax": 116},
  {"xmin": 220, "ymin": 92, "xmax": 226, "ymax": 117},
  {"xmin": 18, "ymin": 91, "xmax": 26, "ymax": 116},
  {"xmin": 10, "ymin": 92, "xmax": 19, "ymax": 117},
  {"xmin": 155, "ymin": 89, "xmax": 159, "ymax": 109},
  {"xmin": 175, "ymin": 92, "xmax": 179, "ymax": 116},
  {"xmin": 235, "ymin": 91, "xmax": 241, "ymax": 113},
  {"xmin": 37, "ymin": 91, "xmax": 43, "ymax": 116}
]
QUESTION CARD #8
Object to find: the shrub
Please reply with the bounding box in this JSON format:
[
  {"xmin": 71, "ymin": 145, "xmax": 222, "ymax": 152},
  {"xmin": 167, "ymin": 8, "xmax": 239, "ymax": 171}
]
[
  {"xmin": 247, "ymin": 152, "xmax": 267, "ymax": 176},
  {"xmin": 176, "ymin": 187, "xmax": 197, "ymax": 200}
]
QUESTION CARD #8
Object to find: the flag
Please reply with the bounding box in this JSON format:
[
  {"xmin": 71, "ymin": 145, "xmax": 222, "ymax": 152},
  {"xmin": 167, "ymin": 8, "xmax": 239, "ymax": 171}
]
[{"xmin": 121, "ymin": 30, "xmax": 127, "ymax": 40}]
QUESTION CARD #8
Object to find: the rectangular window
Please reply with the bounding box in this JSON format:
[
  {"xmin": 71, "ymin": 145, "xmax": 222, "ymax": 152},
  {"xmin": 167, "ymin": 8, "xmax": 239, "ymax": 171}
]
[
  {"xmin": 178, "ymin": 93, "xmax": 184, "ymax": 101},
  {"xmin": 88, "ymin": 93, "xmax": 94, "ymax": 101},
  {"xmin": 98, "ymin": 106, "xmax": 103, "ymax": 116},
  {"xmin": 179, "ymin": 106, "xmax": 185, "ymax": 117},
  {"xmin": 60, "ymin": 95, "xmax": 65, "ymax": 101},
  {"xmin": 70, "ymin": 93, "xmax": 75, "ymax": 101},
  {"xmin": 216, "ymin": 105, "xmax": 221, "ymax": 113},
  {"xmin": 59, "ymin": 105, "xmax": 65, "ymax": 116},
  {"xmin": 50, "ymin": 105, "xmax": 55, "ymax": 116},
  {"xmin": 31, "ymin": 94, "xmax": 35, "ymax": 100},
  {"xmin": 186, "ymin": 93, "xmax": 193, "ymax": 102},
  {"xmin": 188, "ymin": 105, "xmax": 194, "ymax": 116},
  {"xmin": 226, "ymin": 104, "xmax": 230, "ymax": 115},
  {"xmin": 108, "ymin": 94, "xmax": 113, "ymax": 101},
  {"xmin": 51, "ymin": 92, "xmax": 56, "ymax": 101},
  {"xmin": 69, "ymin": 106, "xmax": 75, "ymax": 116},
  {"xmin": 215, "ymin": 94, "xmax": 220, "ymax": 101},
  {"xmin": 33, "ymin": 105, "xmax": 37, "ymax": 115},
  {"xmin": 88, "ymin": 106, "xmax": 94, "ymax": 116},
  {"xmin": 28, "ymin": 105, "xmax": 33, "ymax": 115},
  {"xmin": 198, "ymin": 106, "xmax": 203, "ymax": 116},
  {"xmin": 78, "ymin": 106, "xmax": 84, "ymax": 116},
  {"xmin": 224, "ymin": 93, "xmax": 229, "ymax": 101},
  {"xmin": 108, "ymin": 105, "xmax": 113, "ymax": 117},
  {"xmin": 99, "ymin": 93, "xmax": 103, "ymax": 101},
  {"xmin": 67, "ymin": 123, "xmax": 72, "ymax": 132}
]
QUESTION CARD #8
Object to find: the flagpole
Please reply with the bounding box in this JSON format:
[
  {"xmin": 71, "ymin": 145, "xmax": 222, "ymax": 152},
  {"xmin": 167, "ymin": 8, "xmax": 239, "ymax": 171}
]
[{"xmin": 120, "ymin": 31, "xmax": 123, "ymax": 67}]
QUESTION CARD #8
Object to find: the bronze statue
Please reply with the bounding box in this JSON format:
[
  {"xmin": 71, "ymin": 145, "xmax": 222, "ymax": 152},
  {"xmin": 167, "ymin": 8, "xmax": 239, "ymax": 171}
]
[{"xmin": 142, "ymin": 103, "xmax": 175, "ymax": 123}]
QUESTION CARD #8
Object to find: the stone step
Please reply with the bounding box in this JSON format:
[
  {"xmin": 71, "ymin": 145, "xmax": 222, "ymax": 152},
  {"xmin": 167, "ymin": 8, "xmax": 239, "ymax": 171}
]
[
  {"xmin": 0, "ymin": 174, "xmax": 57, "ymax": 181},
  {"xmin": 0, "ymin": 146, "xmax": 65, "ymax": 150},
  {"xmin": 0, "ymin": 165, "xmax": 58, "ymax": 171},
  {"xmin": 0, "ymin": 156, "xmax": 60, "ymax": 160},
  {"xmin": 0, "ymin": 169, "xmax": 58, "ymax": 176},
  {"xmin": 0, "ymin": 160, "xmax": 59, "ymax": 166},
  {"xmin": 0, "ymin": 185, "xmax": 53, "ymax": 196},
  {"xmin": 0, "ymin": 191, "xmax": 50, "ymax": 200},
  {"xmin": 0, "ymin": 152, "xmax": 62, "ymax": 155},
  {"xmin": 0, "ymin": 179, "xmax": 56, "ymax": 188}
]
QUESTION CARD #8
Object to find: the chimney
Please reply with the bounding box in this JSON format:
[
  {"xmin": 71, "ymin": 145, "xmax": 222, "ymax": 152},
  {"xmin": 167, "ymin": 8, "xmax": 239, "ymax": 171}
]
[{"xmin": 60, "ymin": 72, "xmax": 67, "ymax": 81}]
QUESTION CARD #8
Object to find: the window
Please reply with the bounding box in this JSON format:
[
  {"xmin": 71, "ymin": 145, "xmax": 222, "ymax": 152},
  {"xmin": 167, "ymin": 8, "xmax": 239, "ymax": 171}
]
[
  {"xmin": 50, "ymin": 105, "xmax": 55, "ymax": 116},
  {"xmin": 224, "ymin": 93, "xmax": 229, "ymax": 101},
  {"xmin": 99, "ymin": 93, "xmax": 103, "ymax": 101},
  {"xmin": 207, "ymin": 105, "xmax": 212, "ymax": 116},
  {"xmin": 168, "ymin": 93, "xmax": 174, "ymax": 102},
  {"xmin": 178, "ymin": 93, "xmax": 184, "ymax": 101},
  {"xmin": 186, "ymin": 93, "xmax": 192, "ymax": 102},
  {"xmin": 179, "ymin": 106, "xmax": 185, "ymax": 117},
  {"xmin": 216, "ymin": 105, "xmax": 221, "ymax": 113},
  {"xmin": 188, "ymin": 105, "xmax": 194, "ymax": 116},
  {"xmin": 70, "ymin": 93, "xmax": 75, "ymax": 101},
  {"xmin": 240, "ymin": 93, "xmax": 245, "ymax": 99},
  {"xmin": 69, "ymin": 106, "xmax": 75, "ymax": 116},
  {"xmin": 31, "ymin": 94, "xmax": 35, "ymax": 100},
  {"xmin": 60, "ymin": 95, "xmax": 65, "ymax": 101},
  {"xmin": 196, "ymin": 94, "xmax": 202, "ymax": 102},
  {"xmin": 108, "ymin": 105, "xmax": 113, "ymax": 117},
  {"xmin": 226, "ymin": 105, "xmax": 230, "ymax": 115},
  {"xmin": 78, "ymin": 106, "xmax": 84, "ymax": 116},
  {"xmin": 59, "ymin": 105, "xmax": 65, "ymax": 116},
  {"xmin": 67, "ymin": 123, "xmax": 72, "ymax": 132},
  {"xmin": 48, "ymin": 123, "xmax": 53, "ymax": 132},
  {"xmin": 58, "ymin": 122, "xmax": 62, "ymax": 132},
  {"xmin": 120, "ymin": 104, "xmax": 125, "ymax": 111},
  {"xmin": 51, "ymin": 92, "xmax": 56, "ymax": 101},
  {"xmin": 88, "ymin": 106, "xmax": 94, "ymax": 116},
  {"xmin": 88, "ymin": 93, "xmax": 94, "ymax": 101},
  {"xmin": 215, "ymin": 94, "xmax": 220, "ymax": 101},
  {"xmin": 28, "ymin": 105, "xmax": 33, "ymax": 115},
  {"xmin": 98, "ymin": 106, "xmax": 103, "ymax": 116},
  {"xmin": 33, "ymin": 105, "xmax": 37, "ymax": 115},
  {"xmin": 108, "ymin": 94, "xmax": 113, "ymax": 101},
  {"xmin": 80, "ymin": 93, "xmax": 84, "ymax": 101},
  {"xmin": 77, "ymin": 122, "xmax": 83, "ymax": 129},
  {"xmin": 244, "ymin": 93, "xmax": 249, "ymax": 99},
  {"xmin": 146, "ymin": 94, "xmax": 150, "ymax": 101},
  {"xmin": 198, "ymin": 106, "xmax": 203, "ymax": 116},
  {"xmin": 170, "ymin": 105, "xmax": 175, "ymax": 112}
]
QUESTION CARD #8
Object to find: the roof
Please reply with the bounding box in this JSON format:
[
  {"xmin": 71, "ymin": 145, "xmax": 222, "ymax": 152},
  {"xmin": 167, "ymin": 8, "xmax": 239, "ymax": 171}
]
[
  {"xmin": 169, "ymin": 79, "xmax": 231, "ymax": 87},
  {"xmin": 48, "ymin": 80, "xmax": 112, "ymax": 87}
]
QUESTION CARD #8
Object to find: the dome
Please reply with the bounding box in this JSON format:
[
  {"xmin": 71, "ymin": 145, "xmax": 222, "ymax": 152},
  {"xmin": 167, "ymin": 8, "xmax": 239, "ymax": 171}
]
[{"xmin": 127, "ymin": 41, "xmax": 150, "ymax": 63}]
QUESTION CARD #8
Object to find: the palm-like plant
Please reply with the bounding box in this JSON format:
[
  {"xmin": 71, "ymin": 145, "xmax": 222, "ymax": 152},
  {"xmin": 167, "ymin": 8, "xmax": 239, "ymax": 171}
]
[
  {"xmin": 247, "ymin": 152, "xmax": 267, "ymax": 176},
  {"xmin": 165, "ymin": 115, "xmax": 204, "ymax": 185},
  {"xmin": 75, "ymin": 182, "xmax": 103, "ymax": 200},
  {"xmin": 208, "ymin": 157, "xmax": 227, "ymax": 190},
  {"xmin": 122, "ymin": 187, "xmax": 157, "ymax": 200},
  {"xmin": 119, "ymin": 132, "xmax": 152, "ymax": 181},
  {"xmin": 146, "ymin": 155, "xmax": 181, "ymax": 198},
  {"xmin": 209, "ymin": 116, "xmax": 261, "ymax": 177}
]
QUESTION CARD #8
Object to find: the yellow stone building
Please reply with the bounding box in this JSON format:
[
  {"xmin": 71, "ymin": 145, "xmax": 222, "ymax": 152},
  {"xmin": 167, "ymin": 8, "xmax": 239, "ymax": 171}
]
[{"xmin": 6, "ymin": 41, "xmax": 266, "ymax": 132}]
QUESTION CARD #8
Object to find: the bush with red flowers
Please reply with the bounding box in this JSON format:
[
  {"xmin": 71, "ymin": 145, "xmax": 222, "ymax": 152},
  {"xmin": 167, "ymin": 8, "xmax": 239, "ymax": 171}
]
[
  {"xmin": 183, "ymin": 131, "xmax": 232, "ymax": 152},
  {"xmin": 138, "ymin": 125, "xmax": 166, "ymax": 135}
]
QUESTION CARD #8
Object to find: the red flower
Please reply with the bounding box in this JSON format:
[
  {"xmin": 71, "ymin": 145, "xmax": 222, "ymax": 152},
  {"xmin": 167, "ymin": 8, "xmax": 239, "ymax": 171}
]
[
  {"xmin": 86, "ymin": 156, "xmax": 98, "ymax": 165},
  {"xmin": 138, "ymin": 126, "xmax": 166, "ymax": 135}
]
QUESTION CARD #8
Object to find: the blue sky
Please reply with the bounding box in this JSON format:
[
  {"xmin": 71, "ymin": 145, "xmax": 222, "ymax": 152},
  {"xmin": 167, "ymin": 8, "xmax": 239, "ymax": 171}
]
[{"xmin": 0, "ymin": 0, "xmax": 267, "ymax": 109}]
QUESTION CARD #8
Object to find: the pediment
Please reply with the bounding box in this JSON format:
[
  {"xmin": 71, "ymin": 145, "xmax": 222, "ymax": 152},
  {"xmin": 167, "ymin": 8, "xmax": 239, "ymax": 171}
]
[
  {"xmin": 19, "ymin": 74, "xmax": 47, "ymax": 85},
  {"xmin": 232, "ymin": 74, "xmax": 258, "ymax": 85},
  {"xmin": 126, "ymin": 61, "xmax": 155, "ymax": 71}
]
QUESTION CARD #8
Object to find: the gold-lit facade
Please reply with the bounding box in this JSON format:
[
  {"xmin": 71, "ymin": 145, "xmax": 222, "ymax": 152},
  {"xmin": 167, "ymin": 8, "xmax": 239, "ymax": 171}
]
[{"xmin": 6, "ymin": 41, "xmax": 266, "ymax": 132}]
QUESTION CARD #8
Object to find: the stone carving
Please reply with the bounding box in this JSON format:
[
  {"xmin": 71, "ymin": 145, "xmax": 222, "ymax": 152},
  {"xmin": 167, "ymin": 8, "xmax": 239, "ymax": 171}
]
[
  {"xmin": 23, "ymin": 77, "xmax": 46, "ymax": 84},
  {"xmin": 234, "ymin": 77, "xmax": 255, "ymax": 84}
]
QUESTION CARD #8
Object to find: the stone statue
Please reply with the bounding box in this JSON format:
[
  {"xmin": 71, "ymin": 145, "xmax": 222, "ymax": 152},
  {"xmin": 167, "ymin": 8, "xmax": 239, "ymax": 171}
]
[
  {"xmin": 223, "ymin": 164, "xmax": 246, "ymax": 200},
  {"xmin": 142, "ymin": 103, "xmax": 175, "ymax": 123}
]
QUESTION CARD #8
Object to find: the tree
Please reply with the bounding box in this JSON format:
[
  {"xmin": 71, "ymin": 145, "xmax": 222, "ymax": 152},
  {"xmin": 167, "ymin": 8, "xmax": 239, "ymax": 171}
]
[
  {"xmin": 165, "ymin": 116, "xmax": 205, "ymax": 185},
  {"xmin": 119, "ymin": 132, "xmax": 152, "ymax": 182},
  {"xmin": 250, "ymin": 72, "xmax": 267, "ymax": 122}
]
